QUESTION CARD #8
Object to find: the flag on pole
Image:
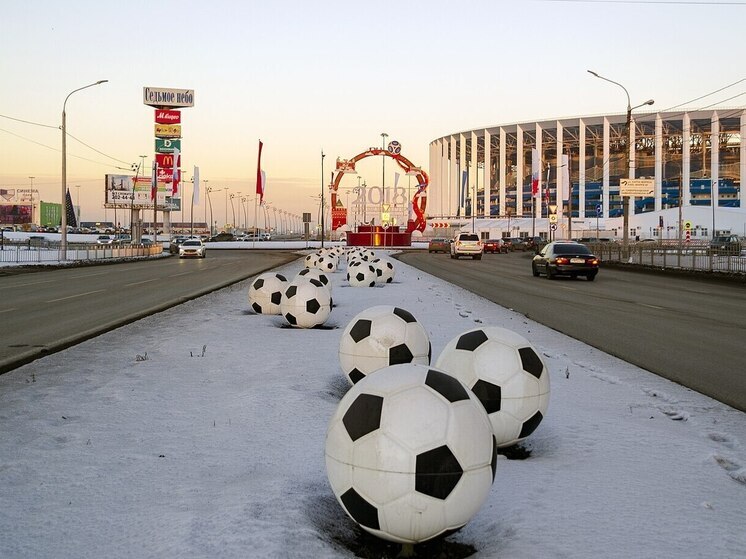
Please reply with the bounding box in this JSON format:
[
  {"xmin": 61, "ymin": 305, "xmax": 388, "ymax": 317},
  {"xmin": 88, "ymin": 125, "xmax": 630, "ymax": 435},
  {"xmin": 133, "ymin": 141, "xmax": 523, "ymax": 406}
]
[
  {"xmin": 151, "ymin": 161, "xmax": 158, "ymax": 201},
  {"xmin": 256, "ymin": 140, "xmax": 264, "ymax": 204},
  {"xmin": 394, "ymin": 172, "xmax": 401, "ymax": 189},
  {"xmin": 531, "ymin": 148, "xmax": 540, "ymax": 197},
  {"xmin": 193, "ymin": 165, "xmax": 200, "ymax": 205},
  {"xmin": 172, "ymin": 148, "xmax": 180, "ymax": 196},
  {"xmin": 65, "ymin": 188, "xmax": 77, "ymax": 228}
]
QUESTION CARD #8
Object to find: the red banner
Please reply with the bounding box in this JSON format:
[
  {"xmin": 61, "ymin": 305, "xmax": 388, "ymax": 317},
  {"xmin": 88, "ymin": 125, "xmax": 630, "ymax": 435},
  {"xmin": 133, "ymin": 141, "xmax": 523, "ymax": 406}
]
[
  {"xmin": 156, "ymin": 153, "xmax": 181, "ymax": 169},
  {"xmin": 332, "ymin": 207, "xmax": 347, "ymax": 230},
  {"xmin": 154, "ymin": 109, "xmax": 181, "ymax": 124}
]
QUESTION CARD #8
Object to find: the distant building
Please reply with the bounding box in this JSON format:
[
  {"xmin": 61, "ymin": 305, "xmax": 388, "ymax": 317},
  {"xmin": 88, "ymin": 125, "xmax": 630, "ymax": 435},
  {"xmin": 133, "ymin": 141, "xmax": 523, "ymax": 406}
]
[{"xmin": 429, "ymin": 108, "xmax": 745, "ymax": 239}]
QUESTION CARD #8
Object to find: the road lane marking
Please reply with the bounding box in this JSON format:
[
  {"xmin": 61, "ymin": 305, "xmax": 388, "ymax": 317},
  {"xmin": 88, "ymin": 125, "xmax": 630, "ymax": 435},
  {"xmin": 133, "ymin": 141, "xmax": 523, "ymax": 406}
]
[
  {"xmin": 168, "ymin": 271, "xmax": 192, "ymax": 277},
  {"xmin": 46, "ymin": 289, "xmax": 105, "ymax": 303},
  {"xmin": 0, "ymin": 279, "xmax": 55, "ymax": 290},
  {"xmin": 638, "ymin": 303, "xmax": 665, "ymax": 310},
  {"xmin": 69, "ymin": 271, "xmax": 109, "ymax": 279},
  {"xmin": 0, "ymin": 308, "xmax": 17, "ymax": 314},
  {"xmin": 124, "ymin": 278, "xmax": 159, "ymax": 287}
]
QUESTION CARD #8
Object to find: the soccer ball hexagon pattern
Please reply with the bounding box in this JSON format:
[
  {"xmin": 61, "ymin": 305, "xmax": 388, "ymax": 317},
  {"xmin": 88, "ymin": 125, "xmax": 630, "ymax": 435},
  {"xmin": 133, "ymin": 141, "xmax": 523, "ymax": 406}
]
[
  {"xmin": 296, "ymin": 268, "xmax": 331, "ymax": 292},
  {"xmin": 372, "ymin": 259, "xmax": 395, "ymax": 284},
  {"xmin": 339, "ymin": 305, "xmax": 431, "ymax": 385},
  {"xmin": 248, "ymin": 273, "xmax": 288, "ymax": 315},
  {"xmin": 279, "ymin": 278, "xmax": 332, "ymax": 328},
  {"xmin": 347, "ymin": 263, "xmax": 378, "ymax": 287},
  {"xmin": 435, "ymin": 326, "xmax": 550, "ymax": 448},
  {"xmin": 325, "ymin": 363, "xmax": 497, "ymax": 544},
  {"xmin": 315, "ymin": 255, "xmax": 338, "ymax": 273}
]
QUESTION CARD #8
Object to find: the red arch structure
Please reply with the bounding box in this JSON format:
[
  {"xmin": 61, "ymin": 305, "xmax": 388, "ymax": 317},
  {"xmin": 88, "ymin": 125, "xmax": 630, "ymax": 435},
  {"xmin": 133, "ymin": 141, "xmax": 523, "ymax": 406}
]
[{"xmin": 331, "ymin": 147, "xmax": 429, "ymax": 233}]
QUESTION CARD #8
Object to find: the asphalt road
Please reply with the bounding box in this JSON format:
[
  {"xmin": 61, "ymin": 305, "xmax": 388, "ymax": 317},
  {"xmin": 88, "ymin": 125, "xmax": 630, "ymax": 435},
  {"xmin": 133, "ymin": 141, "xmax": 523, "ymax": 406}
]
[
  {"xmin": 395, "ymin": 250, "xmax": 746, "ymax": 412},
  {"xmin": 0, "ymin": 250, "xmax": 299, "ymax": 373}
]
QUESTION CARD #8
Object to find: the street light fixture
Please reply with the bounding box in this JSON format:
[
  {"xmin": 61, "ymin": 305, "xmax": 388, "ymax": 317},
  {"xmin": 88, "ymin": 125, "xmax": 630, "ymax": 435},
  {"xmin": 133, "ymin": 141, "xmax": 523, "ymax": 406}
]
[
  {"xmin": 61, "ymin": 79, "xmax": 107, "ymax": 255},
  {"xmin": 587, "ymin": 70, "xmax": 653, "ymax": 251}
]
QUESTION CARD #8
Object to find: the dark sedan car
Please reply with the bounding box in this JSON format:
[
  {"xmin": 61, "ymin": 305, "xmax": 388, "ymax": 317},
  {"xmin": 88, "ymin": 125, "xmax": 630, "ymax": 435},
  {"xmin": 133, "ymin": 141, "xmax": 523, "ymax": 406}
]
[
  {"xmin": 483, "ymin": 239, "xmax": 507, "ymax": 253},
  {"xmin": 428, "ymin": 237, "xmax": 450, "ymax": 253},
  {"xmin": 532, "ymin": 241, "xmax": 599, "ymax": 281}
]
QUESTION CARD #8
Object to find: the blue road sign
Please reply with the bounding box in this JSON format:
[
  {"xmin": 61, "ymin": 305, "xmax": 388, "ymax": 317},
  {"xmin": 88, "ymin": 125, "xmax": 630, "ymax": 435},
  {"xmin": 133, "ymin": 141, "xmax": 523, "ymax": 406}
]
[{"xmin": 596, "ymin": 204, "xmax": 603, "ymax": 217}]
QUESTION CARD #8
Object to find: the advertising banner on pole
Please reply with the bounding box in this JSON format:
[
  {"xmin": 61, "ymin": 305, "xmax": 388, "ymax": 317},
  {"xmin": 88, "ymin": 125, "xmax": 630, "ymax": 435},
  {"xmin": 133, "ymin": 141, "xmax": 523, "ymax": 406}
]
[
  {"xmin": 154, "ymin": 124, "xmax": 182, "ymax": 138},
  {"xmin": 154, "ymin": 109, "xmax": 181, "ymax": 124},
  {"xmin": 155, "ymin": 139, "xmax": 181, "ymax": 153}
]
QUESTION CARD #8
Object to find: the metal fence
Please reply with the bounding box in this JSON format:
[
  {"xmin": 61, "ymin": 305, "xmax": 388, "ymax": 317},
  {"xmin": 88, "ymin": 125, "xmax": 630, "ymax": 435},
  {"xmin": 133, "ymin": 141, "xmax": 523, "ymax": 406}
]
[
  {"xmin": 587, "ymin": 241, "xmax": 746, "ymax": 275},
  {"xmin": 0, "ymin": 241, "xmax": 164, "ymax": 264}
]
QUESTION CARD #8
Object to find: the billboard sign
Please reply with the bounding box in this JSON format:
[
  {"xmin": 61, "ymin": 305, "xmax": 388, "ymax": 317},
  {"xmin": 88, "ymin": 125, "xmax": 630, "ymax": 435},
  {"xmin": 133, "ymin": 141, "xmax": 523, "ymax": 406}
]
[
  {"xmin": 0, "ymin": 204, "xmax": 32, "ymax": 224},
  {"xmin": 154, "ymin": 123, "xmax": 181, "ymax": 138},
  {"xmin": 154, "ymin": 109, "xmax": 181, "ymax": 124},
  {"xmin": 143, "ymin": 87, "xmax": 194, "ymax": 108},
  {"xmin": 619, "ymin": 178, "xmax": 654, "ymax": 197},
  {"xmin": 156, "ymin": 152, "xmax": 181, "ymax": 169},
  {"xmin": 155, "ymin": 138, "xmax": 181, "ymax": 153}
]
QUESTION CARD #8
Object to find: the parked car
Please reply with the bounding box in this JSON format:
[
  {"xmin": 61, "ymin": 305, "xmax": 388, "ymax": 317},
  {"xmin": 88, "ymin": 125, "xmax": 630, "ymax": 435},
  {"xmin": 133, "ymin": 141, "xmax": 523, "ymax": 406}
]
[
  {"xmin": 208, "ymin": 232, "xmax": 236, "ymax": 242},
  {"xmin": 525, "ymin": 236, "xmax": 546, "ymax": 253},
  {"xmin": 428, "ymin": 237, "xmax": 450, "ymax": 253},
  {"xmin": 96, "ymin": 235, "xmax": 113, "ymax": 245},
  {"xmin": 709, "ymin": 235, "xmax": 742, "ymax": 255},
  {"xmin": 483, "ymin": 239, "xmax": 507, "ymax": 254},
  {"xmin": 509, "ymin": 237, "xmax": 529, "ymax": 251},
  {"xmin": 168, "ymin": 236, "xmax": 189, "ymax": 254},
  {"xmin": 532, "ymin": 241, "xmax": 599, "ymax": 281},
  {"xmin": 179, "ymin": 239, "xmax": 207, "ymax": 258},
  {"xmin": 450, "ymin": 232, "xmax": 483, "ymax": 260}
]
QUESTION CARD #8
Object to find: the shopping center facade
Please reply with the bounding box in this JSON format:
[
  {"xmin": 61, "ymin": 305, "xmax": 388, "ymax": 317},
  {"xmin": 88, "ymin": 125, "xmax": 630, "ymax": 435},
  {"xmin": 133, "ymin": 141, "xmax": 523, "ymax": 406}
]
[{"xmin": 428, "ymin": 108, "xmax": 745, "ymax": 240}]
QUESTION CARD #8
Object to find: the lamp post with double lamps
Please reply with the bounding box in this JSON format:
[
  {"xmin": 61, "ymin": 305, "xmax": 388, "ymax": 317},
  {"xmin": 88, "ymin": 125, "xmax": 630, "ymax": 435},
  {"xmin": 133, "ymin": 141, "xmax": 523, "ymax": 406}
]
[
  {"xmin": 587, "ymin": 70, "xmax": 653, "ymax": 252},
  {"xmin": 61, "ymin": 80, "xmax": 107, "ymax": 254}
]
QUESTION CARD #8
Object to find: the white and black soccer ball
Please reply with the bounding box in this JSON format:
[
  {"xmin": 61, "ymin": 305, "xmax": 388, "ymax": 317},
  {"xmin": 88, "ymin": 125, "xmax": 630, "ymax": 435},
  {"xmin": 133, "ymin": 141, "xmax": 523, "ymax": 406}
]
[
  {"xmin": 279, "ymin": 278, "xmax": 332, "ymax": 328},
  {"xmin": 325, "ymin": 363, "xmax": 497, "ymax": 544},
  {"xmin": 296, "ymin": 268, "xmax": 331, "ymax": 291},
  {"xmin": 347, "ymin": 263, "xmax": 377, "ymax": 287},
  {"xmin": 435, "ymin": 326, "xmax": 550, "ymax": 448},
  {"xmin": 339, "ymin": 305, "xmax": 431, "ymax": 385},
  {"xmin": 372, "ymin": 258, "xmax": 395, "ymax": 284},
  {"xmin": 315, "ymin": 254, "xmax": 338, "ymax": 273},
  {"xmin": 248, "ymin": 273, "xmax": 287, "ymax": 315},
  {"xmin": 304, "ymin": 253, "xmax": 321, "ymax": 269},
  {"xmin": 387, "ymin": 140, "xmax": 401, "ymax": 155}
]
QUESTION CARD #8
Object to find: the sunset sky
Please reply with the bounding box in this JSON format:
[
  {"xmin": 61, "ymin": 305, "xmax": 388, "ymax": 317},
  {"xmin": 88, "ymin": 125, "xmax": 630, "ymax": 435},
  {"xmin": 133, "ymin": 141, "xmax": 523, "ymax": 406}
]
[{"xmin": 1, "ymin": 0, "xmax": 744, "ymax": 225}]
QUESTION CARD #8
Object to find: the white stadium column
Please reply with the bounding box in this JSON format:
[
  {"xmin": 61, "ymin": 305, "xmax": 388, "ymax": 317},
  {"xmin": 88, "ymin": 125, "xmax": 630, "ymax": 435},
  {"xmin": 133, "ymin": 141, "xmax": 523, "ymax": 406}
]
[
  {"xmin": 655, "ymin": 114, "xmax": 663, "ymax": 212},
  {"xmin": 450, "ymin": 135, "xmax": 458, "ymax": 219},
  {"xmin": 459, "ymin": 133, "xmax": 467, "ymax": 217},
  {"xmin": 484, "ymin": 129, "xmax": 491, "ymax": 220},
  {"xmin": 579, "ymin": 119, "xmax": 586, "ymax": 219},
  {"xmin": 471, "ymin": 131, "xmax": 478, "ymax": 219},
  {"xmin": 556, "ymin": 121, "xmax": 564, "ymax": 220},
  {"xmin": 516, "ymin": 124, "xmax": 524, "ymax": 217},
  {"xmin": 535, "ymin": 123, "xmax": 542, "ymax": 220},
  {"xmin": 711, "ymin": 111, "xmax": 720, "ymax": 219},
  {"xmin": 603, "ymin": 116, "xmax": 610, "ymax": 218},
  {"xmin": 683, "ymin": 113, "xmax": 691, "ymax": 207},
  {"xmin": 499, "ymin": 128, "xmax": 507, "ymax": 218}
]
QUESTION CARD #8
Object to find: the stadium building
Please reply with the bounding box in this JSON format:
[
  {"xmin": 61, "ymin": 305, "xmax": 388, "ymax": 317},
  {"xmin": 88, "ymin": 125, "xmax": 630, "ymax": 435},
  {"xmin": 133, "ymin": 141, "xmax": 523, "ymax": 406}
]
[{"xmin": 428, "ymin": 108, "xmax": 745, "ymax": 240}]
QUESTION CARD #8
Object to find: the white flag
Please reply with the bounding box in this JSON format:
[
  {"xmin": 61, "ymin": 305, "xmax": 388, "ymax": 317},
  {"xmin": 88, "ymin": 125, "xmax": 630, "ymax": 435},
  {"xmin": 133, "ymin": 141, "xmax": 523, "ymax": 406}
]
[
  {"xmin": 560, "ymin": 154, "xmax": 570, "ymax": 202},
  {"xmin": 193, "ymin": 166, "xmax": 200, "ymax": 205}
]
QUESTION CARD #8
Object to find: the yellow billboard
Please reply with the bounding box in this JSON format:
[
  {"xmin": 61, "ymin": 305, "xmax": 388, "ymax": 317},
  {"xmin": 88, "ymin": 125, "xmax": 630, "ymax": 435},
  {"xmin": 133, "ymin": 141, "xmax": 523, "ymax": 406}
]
[{"xmin": 154, "ymin": 124, "xmax": 182, "ymax": 138}]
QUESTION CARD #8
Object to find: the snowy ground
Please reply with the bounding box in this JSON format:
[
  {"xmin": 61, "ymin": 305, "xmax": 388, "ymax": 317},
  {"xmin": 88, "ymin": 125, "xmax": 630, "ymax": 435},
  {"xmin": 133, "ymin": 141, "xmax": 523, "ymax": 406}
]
[{"xmin": 1, "ymin": 251, "xmax": 744, "ymax": 558}]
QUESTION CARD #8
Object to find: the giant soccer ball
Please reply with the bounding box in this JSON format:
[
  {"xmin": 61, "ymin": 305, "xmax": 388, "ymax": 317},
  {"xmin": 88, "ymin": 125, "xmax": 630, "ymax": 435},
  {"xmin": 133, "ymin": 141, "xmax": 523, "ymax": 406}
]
[
  {"xmin": 435, "ymin": 326, "xmax": 550, "ymax": 448},
  {"xmin": 279, "ymin": 278, "xmax": 331, "ymax": 328},
  {"xmin": 339, "ymin": 305, "xmax": 431, "ymax": 385},
  {"xmin": 347, "ymin": 263, "xmax": 377, "ymax": 287},
  {"xmin": 315, "ymin": 254, "xmax": 338, "ymax": 273},
  {"xmin": 296, "ymin": 268, "xmax": 331, "ymax": 292},
  {"xmin": 304, "ymin": 253, "xmax": 321, "ymax": 269},
  {"xmin": 248, "ymin": 272, "xmax": 288, "ymax": 315},
  {"xmin": 371, "ymin": 258, "xmax": 395, "ymax": 284},
  {"xmin": 325, "ymin": 363, "xmax": 497, "ymax": 544}
]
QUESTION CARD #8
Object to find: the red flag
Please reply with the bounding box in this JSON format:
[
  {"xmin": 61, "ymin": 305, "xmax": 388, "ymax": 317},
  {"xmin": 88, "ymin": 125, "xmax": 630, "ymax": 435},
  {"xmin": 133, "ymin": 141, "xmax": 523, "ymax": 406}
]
[
  {"xmin": 256, "ymin": 140, "xmax": 264, "ymax": 204},
  {"xmin": 151, "ymin": 161, "xmax": 158, "ymax": 201},
  {"xmin": 172, "ymin": 147, "xmax": 180, "ymax": 196}
]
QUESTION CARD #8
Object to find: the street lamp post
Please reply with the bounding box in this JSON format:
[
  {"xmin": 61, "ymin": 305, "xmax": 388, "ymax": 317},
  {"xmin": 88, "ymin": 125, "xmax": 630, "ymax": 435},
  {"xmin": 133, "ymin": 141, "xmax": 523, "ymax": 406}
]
[
  {"xmin": 61, "ymin": 79, "xmax": 107, "ymax": 255},
  {"xmin": 229, "ymin": 194, "xmax": 237, "ymax": 233},
  {"xmin": 587, "ymin": 70, "xmax": 653, "ymax": 253},
  {"xmin": 321, "ymin": 150, "xmax": 326, "ymax": 247},
  {"xmin": 206, "ymin": 186, "xmax": 214, "ymax": 236},
  {"xmin": 28, "ymin": 176, "xmax": 35, "ymax": 226}
]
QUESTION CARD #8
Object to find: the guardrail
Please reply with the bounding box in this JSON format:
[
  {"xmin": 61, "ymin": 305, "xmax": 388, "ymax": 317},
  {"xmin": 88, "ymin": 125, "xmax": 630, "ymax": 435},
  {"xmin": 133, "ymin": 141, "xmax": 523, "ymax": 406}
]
[
  {"xmin": 0, "ymin": 242, "xmax": 164, "ymax": 264},
  {"xmin": 586, "ymin": 242, "xmax": 746, "ymax": 274}
]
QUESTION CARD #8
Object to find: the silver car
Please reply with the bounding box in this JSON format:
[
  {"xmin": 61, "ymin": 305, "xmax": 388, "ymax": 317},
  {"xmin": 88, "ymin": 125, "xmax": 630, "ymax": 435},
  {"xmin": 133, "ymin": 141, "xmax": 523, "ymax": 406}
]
[{"xmin": 179, "ymin": 239, "xmax": 206, "ymax": 258}]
